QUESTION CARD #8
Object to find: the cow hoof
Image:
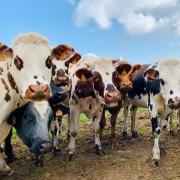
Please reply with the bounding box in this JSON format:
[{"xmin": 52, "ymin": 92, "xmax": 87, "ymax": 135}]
[
  {"xmin": 152, "ymin": 159, "xmax": 160, "ymax": 167},
  {"xmin": 95, "ymin": 145, "xmax": 105, "ymax": 156},
  {"xmin": 132, "ymin": 131, "xmax": 139, "ymax": 139},
  {"xmin": 169, "ymin": 130, "xmax": 175, "ymax": 136},
  {"xmin": 0, "ymin": 169, "xmax": 14, "ymax": 177},
  {"xmin": 6, "ymin": 154, "xmax": 17, "ymax": 163},
  {"xmin": 53, "ymin": 148, "xmax": 62, "ymax": 157},
  {"xmin": 68, "ymin": 153, "xmax": 74, "ymax": 161},
  {"xmin": 35, "ymin": 154, "xmax": 44, "ymax": 167},
  {"xmin": 121, "ymin": 131, "xmax": 128, "ymax": 140}
]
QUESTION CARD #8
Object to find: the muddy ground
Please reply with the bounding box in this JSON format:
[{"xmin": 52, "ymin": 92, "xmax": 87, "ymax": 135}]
[{"xmin": 1, "ymin": 109, "xmax": 180, "ymax": 180}]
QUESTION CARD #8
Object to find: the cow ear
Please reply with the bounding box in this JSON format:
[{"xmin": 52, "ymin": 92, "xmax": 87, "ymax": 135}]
[
  {"xmin": 0, "ymin": 43, "xmax": 13, "ymax": 61},
  {"xmin": 116, "ymin": 61, "xmax": 132, "ymax": 75},
  {"xmin": 65, "ymin": 53, "xmax": 81, "ymax": 67},
  {"xmin": 112, "ymin": 59, "xmax": 120, "ymax": 65},
  {"xmin": 76, "ymin": 68, "xmax": 93, "ymax": 81},
  {"xmin": 144, "ymin": 68, "xmax": 159, "ymax": 80},
  {"xmin": 52, "ymin": 45, "xmax": 74, "ymax": 61},
  {"xmin": 131, "ymin": 64, "xmax": 142, "ymax": 74}
]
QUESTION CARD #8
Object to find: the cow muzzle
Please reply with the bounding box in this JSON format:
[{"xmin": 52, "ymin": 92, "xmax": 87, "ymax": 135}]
[
  {"xmin": 120, "ymin": 82, "xmax": 132, "ymax": 92},
  {"xmin": 168, "ymin": 97, "xmax": 180, "ymax": 109},
  {"xmin": 104, "ymin": 91, "xmax": 121, "ymax": 108},
  {"xmin": 25, "ymin": 84, "xmax": 51, "ymax": 100},
  {"xmin": 54, "ymin": 76, "xmax": 70, "ymax": 87}
]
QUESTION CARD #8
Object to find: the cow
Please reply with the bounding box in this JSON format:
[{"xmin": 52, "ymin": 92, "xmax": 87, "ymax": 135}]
[
  {"xmin": 48, "ymin": 45, "xmax": 81, "ymax": 155},
  {"xmin": 68, "ymin": 55, "xmax": 126, "ymax": 159},
  {"xmin": 143, "ymin": 59, "xmax": 180, "ymax": 166},
  {"xmin": 4, "ymin": 101, "xmax": 53, "ymax": 169},
  {"xmin": 99, "ymin": 60, "xmax": 142, "ymax": 145},
  {"xmin": 0, "ymin": 32, "xmax": 58, "ymax": 175}
]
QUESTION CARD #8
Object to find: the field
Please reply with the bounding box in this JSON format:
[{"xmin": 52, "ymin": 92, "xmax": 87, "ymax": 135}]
[{"xmin": 2, "ymin": 109, "xmax": 180, "ymax": 180}]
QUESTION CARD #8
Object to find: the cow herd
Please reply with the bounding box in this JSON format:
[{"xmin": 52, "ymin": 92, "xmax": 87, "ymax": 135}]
[{"xmin": 0, "ymin": 32, "xmax": 180, "ymax": 176}]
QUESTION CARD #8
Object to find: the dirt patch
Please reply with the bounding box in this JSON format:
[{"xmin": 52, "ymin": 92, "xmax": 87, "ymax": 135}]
[{"xmin": 1, "ymin": 109, "xmax": 180, "ymax": 180}]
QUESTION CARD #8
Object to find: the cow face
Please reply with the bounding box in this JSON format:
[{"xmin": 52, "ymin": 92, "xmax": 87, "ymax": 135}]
[
  {"xmin": 113, "ymin": 61, "xmax": 142, "ymax": 92},
  {"xmin": 0, "ymin": 33, "xmax": 53, "ymax": 101},
  {"xmin": 9, "ymin": 101, "xmax": 53, "ymax": 155},
  {"xmin": 144, "ymin": 60, "xmax": 180, "ymax": 109},
  {"xmin": 87, "ymin": 57, "xmax": 121, "ymax": 108},
  {"xmin": 50, "ymin": 45, "xmax": 81, "ymax": 90}
]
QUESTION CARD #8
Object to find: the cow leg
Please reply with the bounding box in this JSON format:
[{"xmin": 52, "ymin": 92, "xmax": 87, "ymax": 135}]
[
  {"xmin": 177, "ymin": 109, "xmax": 180, "ymax": 134},
  {"xmin": 68, "ymin": 106, "xmax": 80, "ymax": 160},
  {"xmin": 122, "ymin": 98, "xmax": 129, "ymax": 139},
  {"xmin": 99, "ymin": 108, "xmax": 106, "ymax": 144},
  {"xmin": 5, "ymin": 129, "xmax": 16, "ymax": 162},
  {"xmin": 93, "ymin": 110, "xmax": 104, "ymax": 156},
  {"xmin": 0, "ymin": 153, "xmax": 14, "ymax": 176},
  {"xmin": 51, "ymin": 113, "xmax": 63, "ymax": 156},
  {"xmin": 167, "ymin": 112, "xmax": 174, "ymax": 136},
  {"xmin": 109, "ymin": 107, "xmax": 120, "ymax": 147},
  {"xmin": 130, "ymin": 105, "xmax": 139, "ymax": 138}
]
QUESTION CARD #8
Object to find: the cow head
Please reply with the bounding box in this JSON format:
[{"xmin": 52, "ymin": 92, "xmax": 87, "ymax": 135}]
[
  {"xmin": 144, "ymin": 60, "xmax": 180, "ymax": 109},
  {"xmin": 0, "ymin": 33, "xmax": 54, "ymax": 101},
  {"xmin": 89, "ymin": 57, "xmax": 122, "ymax": 108},
  {"xmin": 50, "ymin": 45, "xmax": 81, "ymax": 91},
  {"xmin": 113, "ymin": 60, "xmax": 142, "ymax": 92}
]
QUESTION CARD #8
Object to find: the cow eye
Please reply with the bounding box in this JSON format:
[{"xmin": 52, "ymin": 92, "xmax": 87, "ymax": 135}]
[{"xmin": 14, "ymin": 56, "xmax": 24, "ymax": 70}]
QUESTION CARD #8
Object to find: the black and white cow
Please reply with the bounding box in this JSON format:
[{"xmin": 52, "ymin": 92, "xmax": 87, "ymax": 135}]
[{"xmin": 144, "ymin": 59, "xmax": 180, "ymax": 165}]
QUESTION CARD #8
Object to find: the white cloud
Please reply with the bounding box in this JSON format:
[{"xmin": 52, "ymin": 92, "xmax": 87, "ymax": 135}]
[
  {"xmin": 70, "ymin": 0, "xmax": 180, "ymax": 35},
  {"xmin": 67, "ymin": 0, "xmax": 76, "ymax": 5}
]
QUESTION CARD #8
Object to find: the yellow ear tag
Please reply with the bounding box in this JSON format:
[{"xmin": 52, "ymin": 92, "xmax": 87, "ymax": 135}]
[
  {"xmin": 81, "ymin": 73, "xmax": 86, "ymax": 80},
  {"xmin": 122, "ymin": 69, "xmax": 127, "ymax": 76}
]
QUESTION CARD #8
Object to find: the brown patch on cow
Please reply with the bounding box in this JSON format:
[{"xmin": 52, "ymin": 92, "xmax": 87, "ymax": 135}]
[
  {"xmin": 46, "ymin": 56, "xmax": 52, "ymax": 69},
  {"xmin": 144, "ymin": 68, "xmax": 159, "ymax": 80},
  {"xmin": 52, "ymin": 64, "xmax": 57, "ymax": 76},
  {"xmin": 65, "ymin": 53, "xmax": 81, "ymax": 67},
  {"xmin": 4, "ymin": 93, "xmax": 11, "ymax": 102},
  {"xmin": 1, "ymin": 78, "xmax": 11, "ymax": 102},
  {"xmin": 131, "ymin": 64, "xmax": 142, "ymax": 74},
  {"xmin": 14, "ymin": 56, "xmax": 24, "ymax": 70},
  {"xmin": 115, "ymin": 61, "xmax": 132, "ymax": 75},
  {"xmin": 76, "ymin": 68, "xmax": 93, "ymax": 81},
  {"xmin": 0, "ymin": 43, "xmax": 13, "ymax": 61},
  {"xmin": 75, "ymin": 78, "xmax": 96, "ymax": 99},
  {"xmin": 0, "ymin": 67, "xmax": 4, "ymax": 75},
  {"xmin": 52, "ymin": 45, "xmax": 74, "ymax": 61},
  {"xmin": 112, "ymin": 59, "xmax": 120, "ymax": 64},
  {"xmin": 93, "ymin": 71, "xmax": 104, "ymax": 97},
  {"xmin": 7, "ymin": 72, "xmax": 19, "ymax": 94}
]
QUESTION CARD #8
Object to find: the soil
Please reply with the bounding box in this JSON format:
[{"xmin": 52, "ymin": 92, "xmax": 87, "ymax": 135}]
[{"xmin": 1, "ymin": 109, "xmax": 180, "ymax": 180}]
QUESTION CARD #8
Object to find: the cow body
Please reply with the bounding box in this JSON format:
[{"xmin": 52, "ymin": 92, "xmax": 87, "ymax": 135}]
[
  {"xmin": 0, "ymin": 33, "xmax": 53, "ymax": 175},
  {"xmin": 144, "ymin": 59, "xmax": 180, "ymax": 165}
]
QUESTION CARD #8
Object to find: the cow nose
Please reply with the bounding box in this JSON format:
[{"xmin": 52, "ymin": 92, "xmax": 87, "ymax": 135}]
[
  {"xmin": 168, "ymin": 97, "xmax": 180, "ymax": 109},
  {"xmin": 25, "ymin": 84, "xmax": 51, "ymax": 100},
  {"xmin": 121, "ymin": 82, "xmax": 132, "ymax": 91},
  {"xmin": 40, "ymin": 142, "xmax": 52, "ymax": 154},
  {"xmin": 29, "ymin": 84, "xmax": 48, "ymax": 92},
  {"xmin": 106, "ymin": 91, "xmax": 121, "ymax": 101}
]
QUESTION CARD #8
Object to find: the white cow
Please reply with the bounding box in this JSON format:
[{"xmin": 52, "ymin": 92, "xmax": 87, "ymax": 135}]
[
  {"xmin": 144, "ymin": 59, "xmax": 180, "ymax": 166},
  {"xmin": 0, "ymin": 33, "xmax": 55, "ymax": 175}
]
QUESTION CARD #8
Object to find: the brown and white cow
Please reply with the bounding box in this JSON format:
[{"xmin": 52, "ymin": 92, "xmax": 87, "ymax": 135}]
[
  {"xmin": 144, "ymin": 59, "xmax": 180, "ymax": 166},
  {"xmin": 0, "ymin": 33, "xmax": 55, "ymax": 175},
  {"xmin": 68, "ymin": 55, "xmax": 122, "ymax": 158},
  {"xmin": 99, "ymin": 60, "xmax": 142, "ymax": 144}
]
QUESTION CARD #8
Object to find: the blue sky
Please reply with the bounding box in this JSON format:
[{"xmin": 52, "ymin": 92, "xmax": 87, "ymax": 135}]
[{"xmin": 1, "ymin": 0, "xmax": 180, "ymax": 64}]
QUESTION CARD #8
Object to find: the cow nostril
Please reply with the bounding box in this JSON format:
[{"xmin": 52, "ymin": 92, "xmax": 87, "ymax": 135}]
[{"xmin": 107, "ymin": 93, "xmax": 112, "ymax": 98}]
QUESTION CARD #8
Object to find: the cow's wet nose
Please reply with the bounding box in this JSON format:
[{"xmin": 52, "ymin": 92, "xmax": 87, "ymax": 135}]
[
  {"xmin": 168, "ymin": 97, "xmax": 180, "ymax": 109},
  {"xmin": 121, "ymin": 82, "xmax": 132, "ymax": 91},
  {"xmin": 105, "ymin": 91, "xmax": 121, "ymax": 101},
  {"xmin": 40, "ymin": 142, "xmax": 52, "ymax": 154},
  {"xmin": 25, "ymin": 84, "xmax": 51, "ymax": 100}
]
